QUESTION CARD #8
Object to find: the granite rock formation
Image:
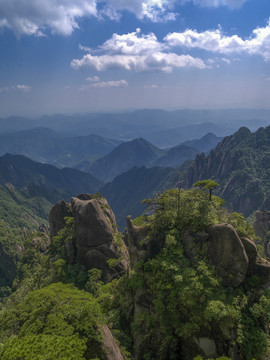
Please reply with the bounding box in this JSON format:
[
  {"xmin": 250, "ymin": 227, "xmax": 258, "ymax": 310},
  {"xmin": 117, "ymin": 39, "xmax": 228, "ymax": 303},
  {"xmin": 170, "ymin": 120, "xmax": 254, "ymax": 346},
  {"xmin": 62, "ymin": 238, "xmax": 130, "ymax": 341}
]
[{"xmin": 49, "ymin": 194, "xmax": 128, "ymax": 281}]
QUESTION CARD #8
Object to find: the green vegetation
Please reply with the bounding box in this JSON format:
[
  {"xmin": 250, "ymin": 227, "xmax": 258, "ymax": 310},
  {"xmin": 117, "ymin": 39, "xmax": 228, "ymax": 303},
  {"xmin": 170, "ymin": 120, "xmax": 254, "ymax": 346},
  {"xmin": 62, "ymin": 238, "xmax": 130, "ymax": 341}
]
[
  {"xmin": 108, "ymin": 188, "xmax": 269, "ymax": 360},
  {"xmin": 0, "ymin": 184, "xmax": 269, "ymax": 359},
  {"xmin": 193, "ymin": 179, "xmax": 220, "ymax": 200},
  {"xmin": 0, "ymin": 283, "xmax": 105, "ymax": 360}
]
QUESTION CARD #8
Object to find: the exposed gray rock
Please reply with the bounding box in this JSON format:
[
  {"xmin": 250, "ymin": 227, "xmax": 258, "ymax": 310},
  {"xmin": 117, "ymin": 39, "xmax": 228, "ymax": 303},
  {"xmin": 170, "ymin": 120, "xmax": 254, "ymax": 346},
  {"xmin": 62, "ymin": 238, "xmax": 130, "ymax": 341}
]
[
  {"xmin": 126, "ymin": 216, "xmax": 162, "ymax": 265},
  {"xmin": 102, "ymin": 325, "xmax": 125, "ymax": 360},
  {"xmin": 49, "ymin": 200, "xmax": 71, "ymax": 241},
  {"xmin": 197, "ymin": 337, "xmax": 217, "ymax": 357},
  {"xmin": 50, "ymin": 194, "xmax": 128, "ymax": 280},
  {"xmin": 72, "ymin": 196, "xmax": 128, "ymax": 280},
  {"xmin": 254, "ymin": 260, "xmax": 270, "ymax": 288},
  {"xmin": 206, "ymin": 224, "xmax": 249, "ymax": 287},
  {"xmin": 253, "ymin": 211, "xmax": 270, "ymax": 239},
  {"xmin": 72, "ymin": 197, "xmax": 115, "ymax": 248},
  {"xmin": 241, "ymin": 237, "xmax": 257, "ymax": 273}
]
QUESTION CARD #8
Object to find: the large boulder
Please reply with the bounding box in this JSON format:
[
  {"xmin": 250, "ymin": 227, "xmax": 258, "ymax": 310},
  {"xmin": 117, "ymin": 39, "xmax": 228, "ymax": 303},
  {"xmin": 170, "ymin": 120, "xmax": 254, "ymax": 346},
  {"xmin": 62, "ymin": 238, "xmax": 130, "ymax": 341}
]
[
  {"xmin": 49, "ymin": 200, "xmax": 71, "ymax": 241},
  {"xmin": 241, "ymin": 237, "xmax": 257, "ymax": 274},
  {"xmin": 49, "ymin": 194, "xmax": 128, "ymax": 281},
  {"xmin": 206, "ymin": 224, "xmax": 249, "ymax": 287}
]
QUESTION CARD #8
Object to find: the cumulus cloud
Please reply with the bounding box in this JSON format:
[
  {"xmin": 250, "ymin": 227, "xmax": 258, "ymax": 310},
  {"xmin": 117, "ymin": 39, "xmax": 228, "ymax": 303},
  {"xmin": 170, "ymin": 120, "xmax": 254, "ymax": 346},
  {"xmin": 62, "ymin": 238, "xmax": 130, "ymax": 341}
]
[
  {"xmin": 102, "ymin": 0, "xmax": 177, "ymax": 22},
  {"xmin": 165, "ymin": 19, "xmax": 270, "ymax": 61},
  {"xmin": 80, "ymin": 79, "xmax": 128, "ymax": 89},
  {"xmin": 180, "ymin": 0, "xmax": 247, "ymax": 9},
  {"xmin": 71, "ymin": 52, "xmax": 205, "ymax": 72},
  {"xmin": 71, "ymin": 29, "xmax": 206, "ymax": 72},
  {"xmin": 0, "ymin": 0, "xmax": 178, "ymax": 36},
  {"xmin": 0, "ymin": 0, "xmax": 97, "ymax": 36},
  {"xmin": 100, "ymin": 28, "xmax": 164, "ymax": 55},
  {"xmin": 86, "ymin": 76, "xmax": 100, "ymax": 82}
]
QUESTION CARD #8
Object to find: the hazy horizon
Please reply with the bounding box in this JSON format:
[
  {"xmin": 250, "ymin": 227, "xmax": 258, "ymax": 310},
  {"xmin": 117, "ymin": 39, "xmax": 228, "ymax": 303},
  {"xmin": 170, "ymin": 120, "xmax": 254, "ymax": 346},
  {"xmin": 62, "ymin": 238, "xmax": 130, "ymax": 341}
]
[{"xmin": 1, "ymin": 0, "xmax": 270, "ymax": 117}]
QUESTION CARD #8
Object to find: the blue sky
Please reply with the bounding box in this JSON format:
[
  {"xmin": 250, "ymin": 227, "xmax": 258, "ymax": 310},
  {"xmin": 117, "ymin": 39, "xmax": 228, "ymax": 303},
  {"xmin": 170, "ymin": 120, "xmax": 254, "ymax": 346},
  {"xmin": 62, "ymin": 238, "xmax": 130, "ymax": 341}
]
[{"xmin": 0, "ymin": 0, "xmax": 270, "ymax": 116}]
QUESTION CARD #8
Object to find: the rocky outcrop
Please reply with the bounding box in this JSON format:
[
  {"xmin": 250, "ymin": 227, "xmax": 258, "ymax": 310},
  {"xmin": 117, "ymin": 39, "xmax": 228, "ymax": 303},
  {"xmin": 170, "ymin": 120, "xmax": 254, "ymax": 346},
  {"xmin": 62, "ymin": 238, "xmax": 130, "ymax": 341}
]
[
  {"xmin": 126, "ymin": 216, "xmax": 162, "ymax": 265},
  {"xmin": 102, "ymin": 325, "xmax": 125, "ymax": 360},
  {"xmin": 253, "ymin": 211, "xmax": 270, "ymax": 256},
  {"xmin": 253, "ymin": 211, "xmax": 270, "ymax": 239},
  {"xmin": 206, "ymin": 224, "xmax": 249, "ymax": 287},
  {"xmin": 254, "ymin": 260, "xmax": 270, "ymax": 288},
  {"xmin": 49, "ymin": 194, "xmax": 128, "ymax": 281},
  {"xmin": 49, "ymin": 200, "xmax": 71, "ymax": 241},
  {"xmin": 241, "ymin": 237, "xmax": 257, "ymax": 273}
]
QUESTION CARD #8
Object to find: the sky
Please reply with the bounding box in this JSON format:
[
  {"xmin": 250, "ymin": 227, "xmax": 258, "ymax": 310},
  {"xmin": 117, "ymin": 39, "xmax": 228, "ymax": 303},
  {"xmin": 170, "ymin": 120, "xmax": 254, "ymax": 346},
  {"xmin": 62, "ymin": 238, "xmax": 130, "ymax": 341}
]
[{"xmin": 0, "ymin": 0, "xmax": 270, "ymax": 117}]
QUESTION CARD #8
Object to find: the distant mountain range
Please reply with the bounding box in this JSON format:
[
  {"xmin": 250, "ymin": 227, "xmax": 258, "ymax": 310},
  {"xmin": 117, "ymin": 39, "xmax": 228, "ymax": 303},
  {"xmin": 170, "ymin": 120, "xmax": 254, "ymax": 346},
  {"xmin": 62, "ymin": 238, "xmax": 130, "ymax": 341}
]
[
  {"xmin": 1, "ymin": 109, "xmax": 269, "ymax": 147},
  {"xmin": 79, "ymin": 138, "xmax": 165, "ymax": 182},
  {"xmin": 2, "ymin": 112, "xmax": 270, "ymax": 231},
  {"xmin": 78, "ymin": 133, "xmax": 222, "ymax": 182},
  {"xmin": 0, "ymin": 128, "xmax": 121, "ymax": 168}
]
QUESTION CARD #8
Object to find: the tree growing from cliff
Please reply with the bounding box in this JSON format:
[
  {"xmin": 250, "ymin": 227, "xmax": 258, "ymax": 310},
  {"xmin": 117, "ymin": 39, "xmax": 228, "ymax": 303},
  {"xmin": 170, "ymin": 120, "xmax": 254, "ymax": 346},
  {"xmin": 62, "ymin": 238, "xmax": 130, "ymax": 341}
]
[{"xmin": 193, "ymin": 179, "xmax": 220, "ymax": 201}]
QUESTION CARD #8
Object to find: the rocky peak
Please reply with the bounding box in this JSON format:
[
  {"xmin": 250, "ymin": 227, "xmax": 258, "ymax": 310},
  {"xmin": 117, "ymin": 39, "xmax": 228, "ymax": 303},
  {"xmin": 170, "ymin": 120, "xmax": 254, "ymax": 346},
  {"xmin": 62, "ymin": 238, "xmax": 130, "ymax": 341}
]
[{"xmin": 49, "ymin": 194, "xmax": 128, "ymax": 281}]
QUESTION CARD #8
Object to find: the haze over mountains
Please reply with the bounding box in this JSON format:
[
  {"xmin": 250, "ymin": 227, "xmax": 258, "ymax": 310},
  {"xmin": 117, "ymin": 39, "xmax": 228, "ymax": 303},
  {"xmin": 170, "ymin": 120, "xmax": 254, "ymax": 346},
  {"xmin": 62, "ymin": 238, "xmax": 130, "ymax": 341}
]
[
  {"xmin": 1, "ymin": 108, "xmax": 270, "ymax": 229},
  {"xmin": 1, "ymin": 109, "xmax": 270, "ymax": 147}
]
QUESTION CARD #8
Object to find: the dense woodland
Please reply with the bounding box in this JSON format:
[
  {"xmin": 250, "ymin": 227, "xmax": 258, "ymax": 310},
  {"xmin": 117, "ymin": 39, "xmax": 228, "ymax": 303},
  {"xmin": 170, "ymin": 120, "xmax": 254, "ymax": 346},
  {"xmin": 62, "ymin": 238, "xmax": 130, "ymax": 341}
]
[
  {"xmin": 0, "ymin": 184, "xmax": 269, "ymax": 359},
  {"xmin": 0, "ymin": 118, "xmax": 270, "ymax": 359}
]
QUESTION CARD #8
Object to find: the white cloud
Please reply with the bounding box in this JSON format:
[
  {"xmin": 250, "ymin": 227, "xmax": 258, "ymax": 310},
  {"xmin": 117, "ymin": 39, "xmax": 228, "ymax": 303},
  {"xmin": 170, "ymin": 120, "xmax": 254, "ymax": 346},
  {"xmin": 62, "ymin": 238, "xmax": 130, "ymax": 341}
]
[
  {"xmin": 16, "ymin": 84, "xmax": 31, "ymax": 92},
  {"xmin": 0, "ymin": 84, "xmax": 31, "ymax": 93},
  {"xmin": 100, "ymin": 28, "xmax": 164, "ymax": 55},
  {"xmin": 180, "ymin": 0, "xmax": 247, "ymax": 9},
  {"xmin": 0, "ymin": 0, "xmax": 97, "ymax": 36},
  {"xmin": 79, "ymin": 43, "xmax": 93, "ymax": 52},
  {"xmin": 80, "ymin": 79, "xmax": 128, "ymax": 89},
  {"xmin": 221, "ymin": 57, "xmax": 230, "ymax": 64},
  {"xmin": 102, "ymin": 0, "xmax": 177, "ymax": 22},
  {"xmin": 71, "ymin": 52, "xmax": 205, "ymax": 72},
  {"xmin": 71, "ymin": 29, "xmax": 206, "ymax": 72},
  {"xmin": 0, "ymin": 0, "xmax": 178, "ymax": 36},
  {"xmin": 165, "ymin": 19, "xmax": 270, "ymax": 61},
  {"xmin": 86, "ymin": 76, "xmax": 100, "ymax": 82}
]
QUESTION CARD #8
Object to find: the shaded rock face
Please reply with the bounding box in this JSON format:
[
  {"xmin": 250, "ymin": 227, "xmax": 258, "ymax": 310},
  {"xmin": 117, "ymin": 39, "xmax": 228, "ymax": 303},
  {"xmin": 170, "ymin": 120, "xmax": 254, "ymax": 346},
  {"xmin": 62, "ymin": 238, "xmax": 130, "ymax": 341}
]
[
  {"xmin": 253, "ymin": 211, "xmax": 270, "ymax": 238},
  {"xmin": 49, "ymin": 200, "xmax": 71, "ymax": 241},
  {"xmin": 253, "ymin": 211, "xmax": 270, "ymax": 254},
  {"xmin": 206, "ymin": 224, "xmax": 249, "ymax": 287},
  {"xmin": 72, "ymin": 197, "xmax": 114, "ymax": 248},
  {"xmin": 241, "ymin": 237, "xmax": 257, "ymax": 274},
  {"xmin": 126, "ymin": 216, "xmax": 162, "ymax": 265},
  {"xmin": 49, "ymin": 194, "xmax": 128, "ymax": 281},
  {"xmin": 102, "ymin": 325, "xmax": 125, "ymax": 360},
  {"xmin": 254, "ymin": 260, "xmax": 270, "ymax": 289},
  {"xmin": 181, "ymin": 225, "xmax": 250, "ymax": 288}
]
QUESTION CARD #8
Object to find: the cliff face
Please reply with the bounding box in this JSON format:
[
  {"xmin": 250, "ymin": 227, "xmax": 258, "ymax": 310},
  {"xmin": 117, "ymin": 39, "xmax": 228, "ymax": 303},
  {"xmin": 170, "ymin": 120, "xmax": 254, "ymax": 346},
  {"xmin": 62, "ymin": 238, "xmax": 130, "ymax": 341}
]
[
  {"xmin": 184, "ymin": 126, "xmax": 269, "ymax": 216},
  {"xmin": 49, "ymin": 194, "xmax": 129, "ymax": 281}
]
